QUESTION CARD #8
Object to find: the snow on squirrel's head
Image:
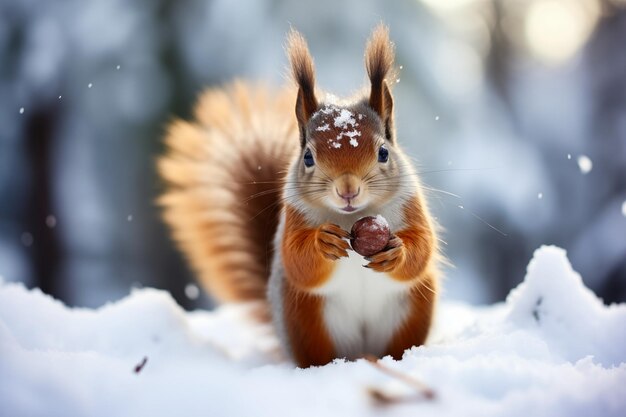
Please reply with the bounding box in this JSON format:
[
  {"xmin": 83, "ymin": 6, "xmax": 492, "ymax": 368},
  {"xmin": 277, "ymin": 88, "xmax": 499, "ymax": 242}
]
[{"xmin": 286, "ymin": 24, "xmax": 414, "ymax": 215}]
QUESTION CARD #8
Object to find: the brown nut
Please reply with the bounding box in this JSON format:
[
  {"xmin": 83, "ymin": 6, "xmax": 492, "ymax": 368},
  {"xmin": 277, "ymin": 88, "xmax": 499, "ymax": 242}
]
[{"xmin": 350, "ymin": 215, "xmax": 391, "ymax": 257}]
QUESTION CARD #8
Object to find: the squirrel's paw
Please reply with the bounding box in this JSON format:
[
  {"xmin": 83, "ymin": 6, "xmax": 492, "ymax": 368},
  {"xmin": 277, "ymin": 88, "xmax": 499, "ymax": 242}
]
[
  {"xmin": 317, "ymin": 223, "xmax": 351, "ymax": 261},
  {"xmin": 364, "ymin": 236, "xmax": 404, "ymax": 272}
]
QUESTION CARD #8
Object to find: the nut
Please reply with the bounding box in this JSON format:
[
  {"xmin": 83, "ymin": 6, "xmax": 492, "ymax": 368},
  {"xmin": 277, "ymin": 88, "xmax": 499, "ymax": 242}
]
[{"xmin": 350, "ymin": 215, "xmax": 391, "ymax": 257}]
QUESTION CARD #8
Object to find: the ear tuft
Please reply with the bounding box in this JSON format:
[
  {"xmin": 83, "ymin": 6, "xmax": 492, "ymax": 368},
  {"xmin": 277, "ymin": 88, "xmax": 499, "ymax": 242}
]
[
  {"xmin": 365, "ymin": 24, "xmax": 395, "ymax": 140},
  {"xmin": 365, "ymin": 24, "xmax": 394, "ymax": 96},
  {"xmin": 287, "ymin": 29, "xmax": 318, "ymax": 142}
]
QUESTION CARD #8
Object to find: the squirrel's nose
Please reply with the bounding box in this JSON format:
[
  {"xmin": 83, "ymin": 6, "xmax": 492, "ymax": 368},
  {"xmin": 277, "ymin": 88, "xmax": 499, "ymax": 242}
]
[{"xmin": 336, "ymin": 187, "xmax": 360, "ymax": 202}]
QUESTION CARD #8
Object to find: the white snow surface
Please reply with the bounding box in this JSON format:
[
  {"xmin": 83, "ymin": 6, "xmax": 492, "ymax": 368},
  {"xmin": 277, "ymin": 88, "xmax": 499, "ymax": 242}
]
[{"xmin": 1, "ymin": 246, "xmax": 625, "ymax": 417}]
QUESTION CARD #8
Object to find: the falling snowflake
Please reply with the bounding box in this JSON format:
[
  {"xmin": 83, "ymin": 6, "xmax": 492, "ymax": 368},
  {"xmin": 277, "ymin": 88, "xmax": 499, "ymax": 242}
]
[
  {"xmin": 185, "ymin": 283, "xmax": 200, "ymax": 300},
  {"xmin": 46, "ymin": 215, "xmax": 57, "ymax": 228},
  {"xmin": 577, "ymin": 155, "xmax": 592, "ymax": 174},
  {"xmin": 21, "ymin": 232, "xmax": 33, "ymax": 247}
]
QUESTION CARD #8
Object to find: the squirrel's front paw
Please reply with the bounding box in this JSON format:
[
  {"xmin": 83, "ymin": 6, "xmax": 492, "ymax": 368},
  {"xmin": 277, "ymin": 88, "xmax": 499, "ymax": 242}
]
[
  {"xmin": 317, "ymin": 223, "xmax": 351, "ymax": 261},
  {"xmin": 365, "ymin": 236, "xmax": 404, "ymax": 272}
]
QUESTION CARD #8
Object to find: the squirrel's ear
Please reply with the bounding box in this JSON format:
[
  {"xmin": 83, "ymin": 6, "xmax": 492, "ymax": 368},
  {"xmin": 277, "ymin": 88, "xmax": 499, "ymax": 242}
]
[
  {"xmin": 365, "ymin": 24, "xmax": 395, "ymax": 143},
  {"xmin": 287, "ymin": 29, "xmax": 318, "ymax": 146}
]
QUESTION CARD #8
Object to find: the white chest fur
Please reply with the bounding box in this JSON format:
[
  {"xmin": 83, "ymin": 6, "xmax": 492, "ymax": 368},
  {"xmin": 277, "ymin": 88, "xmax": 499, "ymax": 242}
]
[{"xmin": 314, "ymin": 251, "xmax": 409, "ymax": 359}]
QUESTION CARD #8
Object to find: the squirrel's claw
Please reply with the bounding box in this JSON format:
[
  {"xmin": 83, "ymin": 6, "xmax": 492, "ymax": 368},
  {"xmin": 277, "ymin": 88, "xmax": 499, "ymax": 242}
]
[
  {"xmin": 318, "ymin": 223, "xmax": 351, "ymax": 261},
  {"xmin": 319, "ymin": 223, "xmax": 351, "ymax": 240},
  {"xmin": 365, "ymin": 237, "xmax": 404, "ymax": 272}
]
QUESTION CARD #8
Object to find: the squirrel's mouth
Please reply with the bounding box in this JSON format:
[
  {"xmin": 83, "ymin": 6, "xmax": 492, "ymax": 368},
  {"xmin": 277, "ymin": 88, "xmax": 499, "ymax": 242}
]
[{"xmin": 340, "ymin": 205, "xmax": 358, "ymax": 213}]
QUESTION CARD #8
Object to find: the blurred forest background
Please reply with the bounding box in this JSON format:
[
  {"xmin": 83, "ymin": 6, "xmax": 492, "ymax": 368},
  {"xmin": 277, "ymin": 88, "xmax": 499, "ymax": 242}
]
[{"xmin": 1, "ymin": 0, "xmax": 625, "ymax": 309}]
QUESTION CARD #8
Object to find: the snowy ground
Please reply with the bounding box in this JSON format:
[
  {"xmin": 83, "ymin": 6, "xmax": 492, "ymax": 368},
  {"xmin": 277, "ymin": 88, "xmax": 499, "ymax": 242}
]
[{"xmin": 1, "ymin": 246, "xmax": 625, "ymax": 417}]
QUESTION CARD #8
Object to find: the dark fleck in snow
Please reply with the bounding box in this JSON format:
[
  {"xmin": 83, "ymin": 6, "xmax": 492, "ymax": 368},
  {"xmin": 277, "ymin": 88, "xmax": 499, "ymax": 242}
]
[{"xmin": 133, "ymin": 356, "xmax": 148, "ymax": 374}]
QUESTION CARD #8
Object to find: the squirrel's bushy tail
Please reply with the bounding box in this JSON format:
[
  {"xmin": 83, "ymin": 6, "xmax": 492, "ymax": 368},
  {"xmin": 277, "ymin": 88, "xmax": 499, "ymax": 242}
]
[{"xmin": 158, "ymin": 81, "xmax": 298, "ymax": 303}]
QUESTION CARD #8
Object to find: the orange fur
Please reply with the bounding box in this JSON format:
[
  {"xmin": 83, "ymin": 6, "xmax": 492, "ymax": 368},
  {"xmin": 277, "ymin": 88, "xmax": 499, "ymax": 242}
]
[
  {"xmin": 365, "ymin": 23, "xmax": 395, "ymax": 140},
  {"xmin": 159, "ymin": 82, "xmax": 299, "ymax": 303},
  {"xmin": 287, "ymin": 29, "xmax": 319, "ymax": 140},
  {"xmin": 281, "ymin": 205, "xmax": 350, "ymax": 290},
  {"xmin": 309, "ymin": 115, "xmax": 379, "ymax": 177},
  {"xmin": 282, "ymin": 283, "xmax": 337, "ymax": 366},
  {"xmin": 367, "ymin": 196, "xmax": 437, "ymax": 281}
]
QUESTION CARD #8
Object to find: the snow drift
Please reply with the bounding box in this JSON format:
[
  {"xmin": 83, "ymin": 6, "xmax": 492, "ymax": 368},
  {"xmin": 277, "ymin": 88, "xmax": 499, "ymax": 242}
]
[{"xmin": 1, "ymin": 246, "xmax": 625, "ymax": 417}]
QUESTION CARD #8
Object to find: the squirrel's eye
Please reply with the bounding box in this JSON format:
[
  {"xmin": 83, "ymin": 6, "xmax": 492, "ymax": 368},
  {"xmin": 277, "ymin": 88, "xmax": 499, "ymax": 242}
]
[
  {"xmin": 303, "ymin": 148, "xmax": 315, "ymax": 168},
  {"xmin": 378, "ymin": 145, "xmax": 389, "ymax": 163}
]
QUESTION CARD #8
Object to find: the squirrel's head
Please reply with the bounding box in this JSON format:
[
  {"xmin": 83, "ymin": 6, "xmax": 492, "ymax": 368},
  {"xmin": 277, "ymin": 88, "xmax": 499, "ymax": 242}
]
[{"xmin": 287, "ymin": 24, "xmax": 411, "ymax": 215}]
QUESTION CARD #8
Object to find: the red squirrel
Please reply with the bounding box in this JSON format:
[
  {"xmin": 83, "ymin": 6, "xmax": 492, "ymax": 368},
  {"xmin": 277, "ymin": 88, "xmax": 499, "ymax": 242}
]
[{"xmin": 159, "ymin": 25, "xmax": 440, "ymax": 368}]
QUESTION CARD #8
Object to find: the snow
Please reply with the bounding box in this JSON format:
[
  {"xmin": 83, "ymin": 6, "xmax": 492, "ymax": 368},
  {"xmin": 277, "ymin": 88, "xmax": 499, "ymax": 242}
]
[
  {"xmin": 19, "ymin": 107, "xmax": 25, "ymax": 114},
  {"xmin": 333, "ymin": 108, "xmax": 356, "ymax": 129},
  {"xmin": 1, "ymin": 246, "xmax": 625, "ymax": 417},
  {"xmin": 184, "ymin": 283, "xmax": 200, "ymax": 300},
  {"xmin": 332, "ymin": 108, "xmax": 360, "ymax": 147},
  {"xmin": 20, "ymin": 232, "xmax": 33, "ymax": 247},
  {"xmin": 316, "ymin": 123, "xmax": 330, "ymax": 132},
  {"xmin": 313, "ymin": 106, "xmax": 363, "ymax": 149},
  {"xmin": 622, "ymin": 201, "xmax": 626, "ymax": 217},
  {"xmin": 537, "ymin": 192, "xmax": 543, "ymax": 199},
  {"xmin": 372, "ymin": 214, "xmax": 390, "ymax": 232},
  {"xmin": 577, "ymin": 155, "xmax": 593, "ymax": 174},
  {"xmin": 46, "ymin": 215, "xmax": 57, "ymax": 228}
]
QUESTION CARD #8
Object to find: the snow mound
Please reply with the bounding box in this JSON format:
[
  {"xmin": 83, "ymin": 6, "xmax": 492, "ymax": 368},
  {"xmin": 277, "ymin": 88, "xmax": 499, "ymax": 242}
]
[
  {"xmin": 1, "ymin": 246, "xmax": 625, "ymax": 416},
  {"xmin": 506, "ymin": 246, "xmax": 626, "ymax": 366}
]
